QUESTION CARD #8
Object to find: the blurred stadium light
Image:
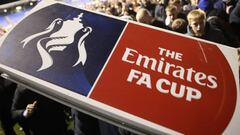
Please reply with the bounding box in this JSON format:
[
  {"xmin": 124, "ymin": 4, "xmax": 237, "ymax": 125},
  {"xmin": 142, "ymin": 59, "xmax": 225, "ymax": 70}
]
[{"xmin": 0, "ymin": 0, "xmax": 92, "ymax": 30}]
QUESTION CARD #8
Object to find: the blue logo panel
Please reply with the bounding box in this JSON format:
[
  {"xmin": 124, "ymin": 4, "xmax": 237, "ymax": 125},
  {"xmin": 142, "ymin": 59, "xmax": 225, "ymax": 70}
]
[{"xmin": 0, "ymin": 3, "xmax": 126, "ymax": 96}]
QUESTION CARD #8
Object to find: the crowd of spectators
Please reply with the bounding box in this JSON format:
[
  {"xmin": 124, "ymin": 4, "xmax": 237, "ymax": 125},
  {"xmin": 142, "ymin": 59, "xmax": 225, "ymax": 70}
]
[
  {"xmin": 82, "ymin": 0, "xmax": 240, "ymax": 48},
  {"xmin": 82, "ymin": 0, "xmax": 240, "ymax": 70}
]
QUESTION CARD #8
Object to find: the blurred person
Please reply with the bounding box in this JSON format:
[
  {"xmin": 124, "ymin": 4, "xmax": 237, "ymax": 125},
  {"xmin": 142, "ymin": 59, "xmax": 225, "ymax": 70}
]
[
  {"xmin": 183, "ymin": 0, "xmax": 199, "ymax": 14},
  {"xmin": 115, "ymin": 1, "xmax": 123, "ymax": 16},
  {"xmin": 198, "ymin": 0, "xmax": 214, "ymax": 14},
  {"xmin": 165, "ymin": 5, "xmax": 179, "ymax": 27},
  {"xmin": 224, "ymin": 0, "xmax": 238, "ymax": 14},
  {"xmin": 94, "ymin": 1, "xmax": 107, "ymax": 14},
  {"xmin": 136, "ymin": 8, "xmax": 169, "ymax": 29},
  {"xmin": 229, "ymin": 0, "xmax": 240, "ymax": 43},
  {"xmin": 181, "ymin": 0, "xmax": 190, "ymax": 5},
  {"xmin": 171, "ymin": 18, "xmax": 188, "ymax": 33},
  {"xmin": 118, "ymin": 128, "xmax": 138, "ymax": 135},
  {"xmin": 207, "ymin": 8, "xmax": 239, "ymax": 47},
  {"xmin": 0, "ymin": 74, "xmax": 17, "ymax": 135},
  {"xmin": 11, "ymin": 85, "xmax": 68, "ymax": 135},
  {"xmin": 72, "ymin": 109, "xmax": 100, "ymax": 135},
  {"xmin": 168, "ymin": 0, "xmax": 187, "ymax": 20},
  {"xmin": 98, "ymin": 120, "xmax": 121, "ymax": 135},
  {"xmin": 120, "ymin": 3, "xmax": 135, "ymax": 20},
  {"xmin": 132, "ymin": 1, "xmax": 143, "ymax": 16},
  {"xmin": 154, "ymin": 0, "xmax": 169, "ymax": 21},
  {"xmin": 72, "ymin": 109, "xmax": 123, "ymax": 135},
  {"xmin": 168, "ymin": 0, "xmax": 183, "ymax": 13},
  {"xmin": 214, "ymin": 0, "xmax": 237, "ymax": 13},
  {"xmin": 140, "ymin": 0, "xmax": 157, "ymax": 16},
  {"xmin": 186, "ymin": 9, "xmax": 229, "ymax": 46},
  {"xmin": 165, "ymin": 1, "xmax": 187, "ymax": 27},
  {"xmin": 214, "ymin": 0, "xmax": 227, "ymax": 11},
  {"xmin": 105, "ymin": 6, "xmax": 118, "ymax": 15}
]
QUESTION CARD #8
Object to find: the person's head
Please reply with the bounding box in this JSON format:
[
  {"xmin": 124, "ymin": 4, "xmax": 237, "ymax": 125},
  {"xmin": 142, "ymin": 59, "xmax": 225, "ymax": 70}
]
[
  {"xmin": 114, "ymin": 2, "xmax": 123, "ymax": 15},
  {"xmin": 198, "ymin": 0, "xmax": 213, "ymax": 12},
  {"xmin": 165, "ymin": 5, "xmax": 178, "ymax": 21},
  {"xmin": 168, "ymin": 0, "xmax": 181, "ymax": 6},
  {"xmin": 190, "ymin": 0, "xmax": 199, "ymax": 6},
  {"xmin": 136, "ymin": 8, "xmax": 152, "ymax": 24},
  {"xmin": 121, "ymin": 3, "xmax": 134, "ymax": 15},
  {"xmin": 168, "ymin": 0, "xmax": 182, "ymax": 12},
  {"xmin": 105, "ymin": 7, "xmax": 117, "ymax": 15},
  {"xmin": 187, "ymin": 9, "xmax": 206, "ymax": 36},
  {"xmin": 172, "ymin": 18, "xmax": 188, "ymax": 33}
]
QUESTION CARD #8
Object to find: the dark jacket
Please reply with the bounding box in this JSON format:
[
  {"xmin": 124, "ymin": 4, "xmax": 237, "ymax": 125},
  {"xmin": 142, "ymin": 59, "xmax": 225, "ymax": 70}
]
[
  {"xmin": 229, "ymin": 0, "xmax": 240, "ymax": 42},
  {"xmin": 11, "ymin": 86, "xmax": 67, "ymax": 135},
  {"xmin": 186, "ymin": 23, "xmax": 229, "ymax": 46},
  {"xmin": 0, "ymin": 76, "xmax": 16, "ymax": 108},
  {"xmin": 0, "ymin": 75, "xmax": 17, "ymax": 135},
  {"xmin": 207, "ymin": 9, "xmax": 239, "ymax": 47},
  {"xmin": 72, "ymin": 109, "xmax": 100, "ymax": 135}
]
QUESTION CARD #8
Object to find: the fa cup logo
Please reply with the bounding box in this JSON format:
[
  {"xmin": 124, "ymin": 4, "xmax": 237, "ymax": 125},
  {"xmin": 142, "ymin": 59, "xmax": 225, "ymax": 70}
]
[{"xmin": 21, "ymin": 13, "xmax": 92, "ymax": 71}]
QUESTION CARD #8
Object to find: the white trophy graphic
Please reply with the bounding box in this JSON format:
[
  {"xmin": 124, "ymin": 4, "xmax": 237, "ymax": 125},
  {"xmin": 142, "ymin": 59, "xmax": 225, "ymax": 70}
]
[{"xmin": 21, "ymin": 13, "xmax": 92, "ymax": 71}]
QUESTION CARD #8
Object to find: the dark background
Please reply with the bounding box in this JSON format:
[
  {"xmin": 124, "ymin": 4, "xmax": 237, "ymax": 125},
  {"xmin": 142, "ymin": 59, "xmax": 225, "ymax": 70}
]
[{"xmin": 0, "ymin": 0, "xmax": 20, "ymax": 5}]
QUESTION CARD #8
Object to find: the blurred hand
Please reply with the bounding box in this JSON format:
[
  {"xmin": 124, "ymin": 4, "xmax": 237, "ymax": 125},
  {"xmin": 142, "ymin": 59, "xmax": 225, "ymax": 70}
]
[
  {"xmin": 24, "ymin": 101, "xmax": 37, "ymax": 118},
  {"xmin": 0, "ymin": 27, "xmax": 6, "ymax": 37}
]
